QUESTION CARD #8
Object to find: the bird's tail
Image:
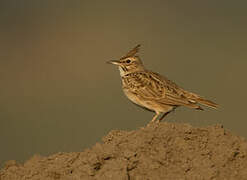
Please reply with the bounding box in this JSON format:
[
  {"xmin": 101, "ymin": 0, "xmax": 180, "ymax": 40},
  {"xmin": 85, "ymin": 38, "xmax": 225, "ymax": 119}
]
[
  {"xmin": 196, "ymin": 97, "xmax": 218, "ymax": 109},
  {"xmin": 186, "ymin": 92, "xmax": 219, "ymax": 109}
]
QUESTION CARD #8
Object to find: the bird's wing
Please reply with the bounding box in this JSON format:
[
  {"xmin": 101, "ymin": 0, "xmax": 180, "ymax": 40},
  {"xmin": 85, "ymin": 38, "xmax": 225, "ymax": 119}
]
[
  {"xmin": 124, "ymin": 71, "xmax": 165, "ymax": 98},
  {"xmin": 125, "ymin": 71, "xmax": 202, "ymax": 109},
  {"xmin": 149, "ymin": 71, "xmax": 203, "ymax": 109}
]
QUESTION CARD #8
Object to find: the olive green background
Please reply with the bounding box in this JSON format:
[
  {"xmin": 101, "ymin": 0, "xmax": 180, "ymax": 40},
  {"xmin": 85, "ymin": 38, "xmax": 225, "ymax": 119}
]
[{"xmin": 1, "ymin": 1, "xmax": 246, "ymax": 164}]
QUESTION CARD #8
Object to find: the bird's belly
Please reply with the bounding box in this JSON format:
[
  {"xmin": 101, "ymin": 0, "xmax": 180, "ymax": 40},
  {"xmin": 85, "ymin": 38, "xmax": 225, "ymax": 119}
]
[
  {"xmin": 123, "ymin": 88, "xmax": 173, "ymax": 113},
  {"xmin": 123, "ymin": 88, "xmax": 149, "ymax": 109}
]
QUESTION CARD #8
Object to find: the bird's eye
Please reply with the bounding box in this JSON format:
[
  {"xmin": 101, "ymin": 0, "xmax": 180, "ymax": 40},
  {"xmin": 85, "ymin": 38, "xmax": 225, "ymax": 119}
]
[{"xmin": 126, "ymin": 59, "xmax": 131, "ymax": 63}]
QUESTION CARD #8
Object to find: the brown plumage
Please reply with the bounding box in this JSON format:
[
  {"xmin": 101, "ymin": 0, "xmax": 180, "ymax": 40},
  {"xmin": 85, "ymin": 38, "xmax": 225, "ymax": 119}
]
[
  {"xmin": 107, "ymin": 45, "xmax": 218, "ymax": 123},
  {"xmin": 120, "ymin": 44, "xmax": 141, "ymax": 60}
]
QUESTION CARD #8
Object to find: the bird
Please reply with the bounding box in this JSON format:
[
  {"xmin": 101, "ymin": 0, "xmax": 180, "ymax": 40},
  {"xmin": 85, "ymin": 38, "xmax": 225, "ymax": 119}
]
[{"xmin": 107, "ymin": 44, "xmax": 218, "ymax": 123}]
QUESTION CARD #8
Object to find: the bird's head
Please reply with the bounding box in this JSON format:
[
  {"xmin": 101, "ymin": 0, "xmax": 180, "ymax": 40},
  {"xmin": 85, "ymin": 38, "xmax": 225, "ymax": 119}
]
[{"xmin": 107, "ymin": 44, "xmax": 145, "ymax": 76}]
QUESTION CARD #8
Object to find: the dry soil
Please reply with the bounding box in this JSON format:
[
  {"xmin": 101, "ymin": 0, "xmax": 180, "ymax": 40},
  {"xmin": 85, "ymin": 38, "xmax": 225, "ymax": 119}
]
[{"xmin": 1, "ymin": 122, "xmax": 247, "ymax": 180}]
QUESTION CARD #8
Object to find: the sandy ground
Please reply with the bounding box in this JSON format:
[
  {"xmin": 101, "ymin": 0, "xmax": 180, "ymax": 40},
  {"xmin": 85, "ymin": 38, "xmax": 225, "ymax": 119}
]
[{"xmin": 1, "ymin": 122, "xmax": 247, "ymax": 180}]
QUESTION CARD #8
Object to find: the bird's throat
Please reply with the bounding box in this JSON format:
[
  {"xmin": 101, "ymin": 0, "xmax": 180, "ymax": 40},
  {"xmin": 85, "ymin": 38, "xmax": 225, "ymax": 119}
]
[{"xmin": 118, "ymin": 66, "xmax": 127, "ymax": 77}]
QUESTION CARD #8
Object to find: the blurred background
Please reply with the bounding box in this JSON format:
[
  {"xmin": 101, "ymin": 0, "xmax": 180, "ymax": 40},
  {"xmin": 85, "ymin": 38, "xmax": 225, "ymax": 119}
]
[{"xmin": 0, "ymin": 0, "xmax": 246, "ymax": 165}]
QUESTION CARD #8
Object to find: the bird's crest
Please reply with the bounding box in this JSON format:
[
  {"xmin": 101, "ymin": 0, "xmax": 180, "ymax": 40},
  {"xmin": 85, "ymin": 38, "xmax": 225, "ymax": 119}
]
[{"xmin": 120, "ymin": 44, "xmax": 141, "ymax": 60}]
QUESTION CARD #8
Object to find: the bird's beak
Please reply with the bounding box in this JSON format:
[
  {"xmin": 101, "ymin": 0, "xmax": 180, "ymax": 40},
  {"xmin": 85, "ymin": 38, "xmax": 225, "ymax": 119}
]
[{"xmin": 106, "ymin": 60, "xmax": 121, "ymax": 66}]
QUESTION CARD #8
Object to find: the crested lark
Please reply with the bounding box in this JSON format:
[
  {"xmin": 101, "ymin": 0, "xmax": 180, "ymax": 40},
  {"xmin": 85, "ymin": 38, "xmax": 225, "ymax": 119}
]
[{"xmin": 107, "ymin": 44, "xmax": 218, "ymax": 123}]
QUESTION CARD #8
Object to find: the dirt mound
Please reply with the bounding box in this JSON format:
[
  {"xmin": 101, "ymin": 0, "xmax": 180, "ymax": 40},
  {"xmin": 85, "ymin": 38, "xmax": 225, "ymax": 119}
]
[{"xmin": 1, "ymin": 122, "xmax": 247, "ymax": 180}]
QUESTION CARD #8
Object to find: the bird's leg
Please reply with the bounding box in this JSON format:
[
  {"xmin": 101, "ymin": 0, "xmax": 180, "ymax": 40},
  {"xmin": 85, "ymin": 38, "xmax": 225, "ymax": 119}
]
[
  {"xmin": 158, "ymin": 111, "xmax": 171, "ymax": 122},
  {"xmin": 158, "ymin": 108, "xmax": 176, "ymax": 122},
  {"xmin": 158, "ymin": 108, "xmax": 177, "ymax": 122},
  {"xmin": 150, "ymin": 112, "xmax": 160, "ymax": 123}
]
